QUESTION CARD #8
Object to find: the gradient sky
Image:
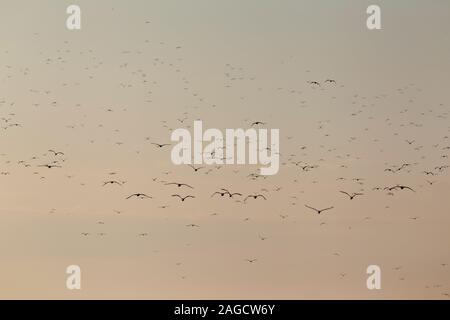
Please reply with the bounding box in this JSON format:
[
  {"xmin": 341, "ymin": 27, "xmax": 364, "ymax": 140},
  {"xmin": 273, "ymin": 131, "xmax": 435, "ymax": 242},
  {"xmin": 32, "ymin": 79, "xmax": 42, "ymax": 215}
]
[{"xmin": 0, "ymin": 0, "xmax": 449, "ymax": 299}]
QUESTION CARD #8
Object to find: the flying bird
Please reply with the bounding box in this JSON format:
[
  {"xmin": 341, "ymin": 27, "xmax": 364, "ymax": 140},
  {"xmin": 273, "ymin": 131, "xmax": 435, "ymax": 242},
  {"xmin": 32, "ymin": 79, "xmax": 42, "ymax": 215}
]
[
  {"xmin": 251, "ymin": 121, "xmax": 266, "ymax": 126},
  {"xmin": 103, "ymin": 180, "xmax": 122, "ymax": 186},
  {"xmin": 188, "ymin": 164, "xmax": 204, "ymax": 172},
  {"xmin": 48, "ymin": 149, "xmax": 65, "ymax": 156},
  {"xmin": 172, "ymin": 194, "xmax": 195, "ymax": 202},
  {"xmin": 165, "ymin": 182, "xmax": 194, "ymax": 189},
  {"xmin": 126, "ymin": 193, "xmax": 152, "ymax": 199},
  {"xmin": 38, "ymin": 164, "xmax": 62, "ymax": 169},
  {"xmin": 185, "ymin": 223, "xmax": 200, "ymax": 227},
  {"xmin": 244, "ymin": 194, "xmax": 267, "ymax": 201},
  {"xmin": 305, "ymin": 205, "xmax": 334, "ymax": 214},
  {"xmin": 339, "ymin": 191, "xmax": 363, "ymax": 200},
  {"xmin": 151, "ymin": 143, "xmax": 171, "ymax": 148}
]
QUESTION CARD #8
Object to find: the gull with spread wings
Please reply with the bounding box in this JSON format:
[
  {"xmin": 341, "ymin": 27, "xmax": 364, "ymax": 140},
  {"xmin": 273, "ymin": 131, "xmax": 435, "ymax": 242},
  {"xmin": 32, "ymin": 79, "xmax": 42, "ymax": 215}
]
[{"xmin": 305, "ymin": 205, "xmax": 334, "ymax": 214}]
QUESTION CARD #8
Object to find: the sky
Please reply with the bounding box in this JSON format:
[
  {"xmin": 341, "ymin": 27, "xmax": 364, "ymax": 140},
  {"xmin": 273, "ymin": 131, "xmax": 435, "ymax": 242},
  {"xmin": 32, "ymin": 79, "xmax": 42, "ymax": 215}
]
[{"xmin": 0, "ymin": 0, "xmax": 449, "ymax": 299}]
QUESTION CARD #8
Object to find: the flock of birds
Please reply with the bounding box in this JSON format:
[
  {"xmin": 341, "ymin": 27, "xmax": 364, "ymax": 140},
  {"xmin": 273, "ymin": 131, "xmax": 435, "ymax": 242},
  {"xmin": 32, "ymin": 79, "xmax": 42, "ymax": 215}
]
[{"xmin": 1, "ymin": 15, "xmax": 449, "ymax": 299}]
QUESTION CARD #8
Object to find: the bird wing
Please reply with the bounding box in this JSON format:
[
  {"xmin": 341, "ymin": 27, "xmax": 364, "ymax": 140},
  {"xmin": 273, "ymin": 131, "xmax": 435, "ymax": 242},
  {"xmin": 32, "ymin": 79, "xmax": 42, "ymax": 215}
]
[
  {"xmin": 304, "ymin": 205, "xmax": 318, "ymax": 212},
  {"xmin": 340, "ymin": 191, "xmax": 351, "ymax": 197}
]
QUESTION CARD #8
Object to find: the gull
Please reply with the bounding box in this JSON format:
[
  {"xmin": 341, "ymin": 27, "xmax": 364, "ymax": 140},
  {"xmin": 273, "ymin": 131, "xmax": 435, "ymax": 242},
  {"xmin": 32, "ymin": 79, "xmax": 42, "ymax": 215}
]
[
  {"xmin": 244, "ymin": 194, "xmax": 267, "ymax": 201},
  {"xmin": 188, "ymin": 164, "xmax": 204, "ymax": 172},
  {"xmin": 251, "ymin": 121, "xmax": 266, "ymax": 126},
  {"xmin": 397, "ymin": 163, "xmax": 411, "ymax": 171},
  {"xmin": 48, "ymin": 149, "xmax": 65, "ymax": 156},
  {"xmin": 300, "ymin": 165, "xmax": 317, "ymax": 171},
  {"xmin": 172, "ymin": 194, "xmax": 195, "ymax": 202},
  {"xmin": 385, "ymin": 164, "xmax": 411, "ymax": 173},
  {"xmin": 165, "ymin": 182, "xmax": 193, "ymax": 189},
  {"xmin": 245, "ymin": 259, "xmax": 257, "ymax": 263},
  {"xmin": 186, "ymin": 223, "xmax": 200, "ymax": 227},
  {"xmin": 211, "ymin": 190, "xmax": 229, "ymax": 197},
  {"xmin": 339, "ymin": 191, "xmax": 364, "ymax": 200},
  {"xmin": 177, "ymin": 117, "xmax": 188, "ymax": 123},
  {"xmin": 151, "ymin": 143, "xmax": 171, "ymax": 148},
  {"xmin": 38, "ymin": 164, "xmax": 62, "ymax": 169},
  {"xmin": 126, "ymin": 193, "xmax": 152, "ymax": 199},
  {"xmin": 305, "ymin": 205, "xmax": 334, "ymax": 214},
  {"xmin": 102, "ymin": 180, "xmax": 123, "ymax": 186},
  {"xmin": 387, "ymin": 185, "xmax": 415, "ymax": 192},
  {"xmin": 227, "ymin": 191, "xmax": 243, "ymax": 198}
]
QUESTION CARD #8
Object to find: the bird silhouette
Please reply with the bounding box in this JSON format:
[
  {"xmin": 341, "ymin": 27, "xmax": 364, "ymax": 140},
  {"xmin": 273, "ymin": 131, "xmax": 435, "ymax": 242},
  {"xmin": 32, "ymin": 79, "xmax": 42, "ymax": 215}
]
[
  {"xmin": 172, "ymin": 194, "xmax": 195, "ymax": 202},
  {"xmin": 188, "ymin": 164, "xmax": 204, "ymax": 172},
  {"xmin": 165, "ymin": 182, "xmax": 193, "ymax": 189},
  {"xmin": 126, "ymin": 193, "xmax": 152, "ymax": 199},
  {"xmin": 151, "ymin": 142, "xmax": 171, "ymax": 148},
  {"xmin": 305, "ymin": 205, "xmax": 334, "ymax": 214},
  {"xmin": 48, "ymin": 149, "xmax": 65, "ymax": 156},
  {"xmin": 38, "ymin": 164, "xmax": 62, "ymax": 169},
  {"xmin": 244, "ymin": 194, "xmax": 267, "ymax": 201},
  {"xmin": 339, "ymin": 191, "xmax": 363, "ymax": 200},
  {"xmin": 103, "ymin": 180, "xmax": 122, "ymax": 186}
]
